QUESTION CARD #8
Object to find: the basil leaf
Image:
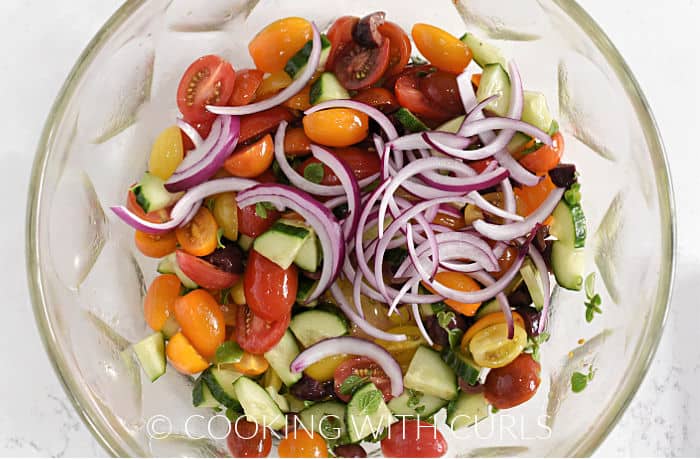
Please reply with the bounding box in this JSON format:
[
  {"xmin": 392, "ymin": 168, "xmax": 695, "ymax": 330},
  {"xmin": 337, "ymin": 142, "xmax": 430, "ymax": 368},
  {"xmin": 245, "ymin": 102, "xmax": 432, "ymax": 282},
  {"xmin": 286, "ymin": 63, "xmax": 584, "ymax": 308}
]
[
  {"xmin": 255, "ymin": 202, "xmax": 268, "ymax": 219},
  {"xmin": 357, "ymin": 389, "xmax": 382, "ymax": 415},
  {"xmin": 303, "ymin": 163, "xmax": 325, "ymax": 184},
  {"xmin": 339, "ymin": 375, "xmax": 369, "ymax": 396},
  {"xmin": 571, "ymin": 371, "xmax": 588, "ymax": 393}
]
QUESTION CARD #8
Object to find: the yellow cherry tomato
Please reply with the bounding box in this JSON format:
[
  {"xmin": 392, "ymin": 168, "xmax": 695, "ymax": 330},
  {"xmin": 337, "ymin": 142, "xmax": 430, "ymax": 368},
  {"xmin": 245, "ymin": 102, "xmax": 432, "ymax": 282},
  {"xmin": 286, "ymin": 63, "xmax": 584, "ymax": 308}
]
[
  {"xmin": 256, "ymin": 70, "xmax": 293, "ymax": 100},
  {"xmin": 148, "ymin": 126, "xmax": 184, "ymax": 180},
  {"xmin": 375, "ymin": 325, "xmax": 425, "ymax": 372},
  {"xmin": 211, "ymin": 192, "xmax": 238, "ymax": 241},
  {"xmin": 423, "ymin": 271, "xmax": 482, "ymax": 316},
  {"xmin": 249, "ymin": 17, "xmax": 312, "ymax": 73},
  {"xmin": 303, "ymin": 108, "xmax": 369, "ymax": 147},
  {"xmin": 304, "ymin": 354, "xmax": 349, "ymax": 381},
  {"xmin": 411, "ymin": 23, "xmax": 472, "ymax": 74},
  {"xmin": 469, "ymin": 322, "xmax": 527, "ymax": 368}
]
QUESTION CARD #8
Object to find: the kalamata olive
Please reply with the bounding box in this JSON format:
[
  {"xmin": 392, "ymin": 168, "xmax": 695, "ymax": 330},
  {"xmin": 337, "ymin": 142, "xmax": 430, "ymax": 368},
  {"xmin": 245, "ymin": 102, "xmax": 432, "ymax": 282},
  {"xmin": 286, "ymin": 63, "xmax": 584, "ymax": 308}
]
[
  {"xmin": 202, "ymin": 245, "xmax": 244, "ymax": 274},
  {"xmin": 334, "ymin": 444, "xmax": 368, "ymax": 458},
  {"xmin": 425, "ymin": 311, "xmax": 469, "ymax": 348},
  {"xmin": 516, "ymin": 305, "xmax": 543, "ymax": 337},
  {"xmin": 507, "ymin": 282, "xmax": 533, "ymax": 309},
  {"xmin": 533, "ymin": 225, "xmax": 550, "ymax": 254},
  {"xmin": 353, "ymin": 11, "xmax": 386, "ymax": 48},
  {"xmin": 548, "ymin": 163, "xmax": 577, "ymax": 188},
  {"xmin": 290, "ymin": 375, "xmax": 335, "ymax": 401},
  {"xmin": 458, "ymin": 378, "xmax": 485, "ymax": 393}
]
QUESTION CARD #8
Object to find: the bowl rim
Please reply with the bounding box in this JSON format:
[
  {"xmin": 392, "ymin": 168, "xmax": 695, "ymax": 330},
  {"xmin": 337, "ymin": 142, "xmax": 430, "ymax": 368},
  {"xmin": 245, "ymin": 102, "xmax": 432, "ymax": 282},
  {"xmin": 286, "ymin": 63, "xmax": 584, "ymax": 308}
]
[{"xmin": 25, "ymin": 0, "xmax": 676, "ymax": 456}]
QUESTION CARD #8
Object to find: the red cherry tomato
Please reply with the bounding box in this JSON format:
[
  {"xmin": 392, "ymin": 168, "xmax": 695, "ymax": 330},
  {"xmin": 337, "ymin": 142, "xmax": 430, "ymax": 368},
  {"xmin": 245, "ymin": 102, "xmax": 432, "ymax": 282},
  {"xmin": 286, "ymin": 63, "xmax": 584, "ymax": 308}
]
[
  {"xmin": 177, "ymin": 55, "xmax": 236, "ymax": 123},
  {"xmin": 419, "ymin": 70, "xmax": 464, "ymax": 119},
  {"xmin": 484, "ymin": 353, "xmax": 541, "ymax": 409},
  {"xmin": 378, "ymin": 21, "xmax": 411, "ymax": 77},
  {"xmin": 227, "ymin": 420, "xmax": 272, "ymax": 458},
  {"xmin": 333, "ymin": 357, "xmax": 392, "ymax": 403},
  {"xmin": 381, "ymin": 420, "xmax": 447, "ymax": 458},
  {"xmin": 297, "ymin": 147, "xmax": 380, "ymax": 186},
  {"xmin": 519, "ymin": 131, "xmax": 565, "ymax": 175},
  {"xmin": 394, "ymin": 73, "xmax": 445, "ymax": 121},
  {"xmin": 468, "ymin": 158, "xmax": 496, "ymax": 175},
  {"xmin": 352, "ymin": 87, "xmax": 400, "ymax": 114},
  {"xmin": 243, "ymin": 250, "xmax": 298, "ymax": 322},
  {"xmin": 180, "ymin": 118, "xmax": 214, "ymax": 152},
  {"xmin": 325, "ymin": 16, "xmax": 359, "ymax": 71},
  {"xmin": 334, "ymin": 39, "xmax": 391, "ymax": 90},
  {"xmin": 237, "ymin": 204, "xmax": 281, "ymax": 238},
  {"xmin": 383, "ymin": 64, "xmax": 435, "ymax": 91},
  {"xmin": 239, "ymin": 107, "xmax": 295, "ymax": 145},
  {"xmin": 235, "ymin": 304, "xmax": 290, "ymax": 354},
  {"xmin": 175, "ymin": 250, "xmax": 240, "ymax": 290},
  {"xmin": 229, "ymin": 69, "xmax": 265, "ymax": 106}
]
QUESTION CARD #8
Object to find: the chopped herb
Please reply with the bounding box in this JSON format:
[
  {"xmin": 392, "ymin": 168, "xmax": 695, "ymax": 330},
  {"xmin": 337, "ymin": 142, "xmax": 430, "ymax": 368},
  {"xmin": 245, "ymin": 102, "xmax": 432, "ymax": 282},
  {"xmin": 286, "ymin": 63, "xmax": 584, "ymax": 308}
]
[
  {"xmin": 410, "ymin": 55, "xmax": 428, "ymax": 65},
  {"xmin": 220, "ymin": 288, "xmax": 231, "ymax": 305},
  {"xmin": 430, "ymin": 301, "xmax": 447, "ymax": 314},
  {"xmin": 303, "ymin": 400, "xmax": 315, "ymax": 408},
  {"xmin": 491, "ymin": 406, "xmax": 500, "ymax": 414},
  {"xmin": 564, "ymin": 183, "xmax": 581, "ymax": 206},
  {"xmin": 303, "ymin": 162, "xmax": 325, "ymax": 184},
  {"xmin": 437, "ymin": 311, "xmax": 455, "ymax": 329},
  {"xmin": 254, "ymin": 201, "xmax": 276, "ymax": 219},
  {"xmin": 571, "ymin": 366, "xmax": 595, "ymax": 393},
  {"xmin": 525, "ymin": 332, "xmax": 550, "ymax": 362},
  {"xmin": 180, "ymin": 285, "xmax": 196, "ymax": 295},
  {"xmin": 406, "ymin": 389, "xmax": 423, "ymax": 409},
  {"xmin": 415, "ymin": 405, "xmax": 426, "ymax": 415},
  {"xmin": 216, "ymin": 228, "xmax": 226, "ymax": 249},
  {"xmin": 225, "ymin": 406, "xmax": 242, "ymax": 420},
  {"xmin": 436, "ymin": 310, "xmax": 463, "ymax": 349},
  {"xmin": 214, "ymin": 341, "xmax": 243, "ymax": 364},
  {"xmin": 357, "ymin": 389, "xmax": 382, "ymax": 416},
  {"xmin": 583, "ymin": 273, "xmax": 602, "ymax": 322},
  {"xmin": 339, "ymin": 375, "xmax": 369, "ymax": 396},
  {"xmin": 416, "ymin": 67, "xmax": 437, "ymax": 78},
  {"xmin": 320, "ymin": 416, "xmax": 341, "ymax": 440},
  {"xmin": 548, "ymin": 119, "xmax": 560, "ymax": 136}
]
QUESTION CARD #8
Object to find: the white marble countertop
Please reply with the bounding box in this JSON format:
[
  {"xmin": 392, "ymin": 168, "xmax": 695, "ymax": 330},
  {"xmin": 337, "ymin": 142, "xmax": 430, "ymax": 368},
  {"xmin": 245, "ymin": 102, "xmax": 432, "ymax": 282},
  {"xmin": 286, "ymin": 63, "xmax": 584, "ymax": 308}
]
[{"xmin": 1, "ymin": 0, "xmax": 697, "ymax": 456}]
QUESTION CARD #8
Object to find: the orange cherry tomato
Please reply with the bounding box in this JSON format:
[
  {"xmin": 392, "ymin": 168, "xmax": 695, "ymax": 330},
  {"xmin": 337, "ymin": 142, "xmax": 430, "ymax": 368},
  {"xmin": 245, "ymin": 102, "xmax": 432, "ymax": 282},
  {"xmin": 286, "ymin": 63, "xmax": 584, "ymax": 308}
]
[
  {"xmin": 177, "ymin": 55, "xmax": 236, "ymax": 123},
  {"xmin": 224, "ymin": 134, "xmax": 274, "ymax": 178},
  {"xmin": 283, "ymin": 127, "xmax": 312, "ymax": 156},
  {"xmin": 174, "ymin": 289, "xmax": 226, "ymax": 358},
  {"xmin": 249, "ymin": 17, "xmax": 312, "ymax": 73},
  {"xmin": 303, "ymin": 108, "xmax": 369, "ymax": 147},
  {"xmin": 175, "ymin": 207, "xmax": 219, "ymax": 257},
  {"xmin": 379, "ymin": 21, "xmax": 412, "ymax": 77},
  {"xmin": 228, "ymin": 69, "xmax": 265, "ymax": 106},
  {"xmin": 519, "ymin": 132, "xmax": 565, "ymax": 175},
  {"xmin": 231, "ymin": 351, "xmax": 269, "ymax": 376},
  {"xmin": 166, "ymin": 332, "xmax": 210, "ymax": 375},
  {"xmin": 283, "ymin": 84, "xmax": 312, "ymax": 111},
  {"xmin": 239, "ymin": 107, "xmax": 295, "ymax": 144},
  {"xmin": 134, "ymin": 230, "xmax": 177, "ymax": 258},
  {"xmin": 143, "ymin": 274, "xmax": 181, "ymax": 332},
  {"xmin": 256, "ymin": 71, "xmax": 293, "ymax": 100},
  {"xmin": 278, "ymin": 430, "xmax": 328, "ymax": 458},
  {"xmin": 461, "ymin": 311, "xmax": 525, "ymax": 352},
  {"xmin": 423, "ymin": 271, "xmax": 483, "ymax": 316},
  {"xmin": 491, "ymin": 246, "xmax": 518, "ymax": 279},
  {"xmin": 514, "ymin": 175, "xmax": 557, "ymax": 217},
  {"xmin": 411, "ymin": 23, "xmax": 472, "ymax": 74}
]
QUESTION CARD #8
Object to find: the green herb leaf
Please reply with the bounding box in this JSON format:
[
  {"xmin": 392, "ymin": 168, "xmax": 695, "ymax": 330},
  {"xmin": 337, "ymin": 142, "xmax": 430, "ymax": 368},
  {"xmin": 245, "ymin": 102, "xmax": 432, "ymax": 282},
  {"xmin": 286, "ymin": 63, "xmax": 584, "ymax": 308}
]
[
  {"xmin": 220, "ymin": 288, "xmax": 231, "ymax": 305},
  {"xmin": 214, "ymin": 341, "xmax": 243, "ymax": 364},
  {"xmin": 584, "ymin": 272, "xmax": 596, "ymax": 299},
  {"xmin": 320, "ymin": 416, "xmax": 342, "ymax": 441},
  {"xmin": 437, "ymin": 311, "xmax": 455, "ymax": 330},
  {"xmin": 585, "ymin": 307, "xmax": 594, "ymax": 323},
  {"xmin": 216, "ymin": 228, "xmax": 226, "ymax": 249},
  {"xmin": 225, "ymin": 406, "xmax": 242, "ymax": 420},
  {"xmin": 410, "ymin": 55, "xmax": 428, "ymax": 65},
  {"xmin": 339, "ymin": 375, "xmax": 369, "ymax": 396},
  {"xmin": 406, "ymin": 389, "xmax": 423, "ymax": 409},
  {"xmin": 430, "ymin": 301, "xmax": 447, "ymax": 314},
  {"xmin": 564, "ymin": 183, "xmax": 581, "ymax": 206},
  {"xmin": 303, "ymin": 163, "xmax": 325, "ymax": 184},
  {"xmin": 205, "ymin": 198, "xmax": 216, "ymax": 212},
  {"xmin": 254, "ymin": 202, "xmax": 276, "ymax": 219},
  {"xmin": 447, "ymin": 328, "xmax": 464, "ymax": 350},
  {"xmin": 571, "ymin": 371, "xmax": 588, "ymax": 393},
  {"xmin": 590, "ymin": 294, "xmax": 601, "ymax": 307},
  {"xmin": 491, "ymin": 406, "xmax": 500, "ymax": 414},
  {"xmin": 548, "ymin": 119, "xmax": 560, "ymax": 136},
  {"xmin": 357, "ymin": 389, "xmax": 382, "ymax": 416}
]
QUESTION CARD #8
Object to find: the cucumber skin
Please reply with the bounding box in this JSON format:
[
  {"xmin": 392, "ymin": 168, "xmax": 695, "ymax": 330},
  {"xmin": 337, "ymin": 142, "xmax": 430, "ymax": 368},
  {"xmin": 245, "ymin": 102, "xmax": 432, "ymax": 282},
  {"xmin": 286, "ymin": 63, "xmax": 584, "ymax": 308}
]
[
  {"xmin": 200, "ymin": 368, "xmax": 241, "ymax": 410},
  {"xmin": 551, "ymin": 241, "xmax": 584, "ymax": 291},
  {"xmin": 441, "ymin": 348, "xmax": 481, "ymax": 386}
]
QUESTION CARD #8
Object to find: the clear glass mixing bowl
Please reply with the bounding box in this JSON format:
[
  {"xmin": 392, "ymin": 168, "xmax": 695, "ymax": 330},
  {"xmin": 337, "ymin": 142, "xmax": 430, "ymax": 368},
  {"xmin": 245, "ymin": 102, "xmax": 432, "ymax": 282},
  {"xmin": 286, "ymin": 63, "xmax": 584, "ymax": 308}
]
[{"xmin": 26, "ymin": 0, "xmax": 675, "ymax": 456}]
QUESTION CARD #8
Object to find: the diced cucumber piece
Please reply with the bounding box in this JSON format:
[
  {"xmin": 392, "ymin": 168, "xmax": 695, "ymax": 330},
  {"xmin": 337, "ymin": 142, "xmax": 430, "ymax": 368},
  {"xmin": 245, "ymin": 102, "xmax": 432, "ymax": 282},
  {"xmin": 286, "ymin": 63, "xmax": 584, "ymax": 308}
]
[
  {"xmin": 193, "ymin": 376, "xmax": 220, "ymax": 408},
  {"xmin": 446, "ymin": 392, "xmax": 489, "ymax": 430},
  {"xmin": 387, "ymin": 389, "xmax": 448, "ymax": 418},
  {"xmin": 263, "ymin": 330, "xmax": 303, "ymax": 386},
  {"xmin": 237, "ymin": 234, "xmax": 254, "ymax": 252},
  {"xmin": 475, "ymin": 298, "xmax": 502, "ymax": 319},
  {"xmin": 522, "ymin": 91, "xmax": 554, "ymax": 134},
  {"xmin": 405, "ymin": 346, "xmax": 458, "ymax": 400},
  {"xmin": 201, "ymin": 367, "xmax": 243, "ymax": 409},
  {"xmin": 159, "ymin": 253, "xmax": 197, "ymax": 289},
  {"xmin": 285, "ymin": 35, "xmax": 331, "ymax": 79},
  {"xmin": 296, "ymin": 276, "xmax": 319, "ymax": 307},
  {"xmin": 460, "ymin": 33, "xmax": 506, "ymax": 69},
  {"xmin": 253, "ymin": 219, "xmax": 312, "ymax": 269},
  {"xmin": 133, "ymin": 332, "xmax": 166, "ymax": 382},
  {"xmin": 299, "ymin": 401, "xmax": 349, "ymax": 444},
  {"xmin": 440, "ymin": 348, "xmax": 481, "ymax": 386},
  {"xmin": 436, "ymin": 115, "xmax": 464, "ymax": 133},
  {"xmin": 160, "ymin": 315, "xmax": 180, "ymax": 339},
  {"xmin": 395, "ymin": 108, "xmax": 429, "ymax": 133},
  {"xmin": 284, "ymin": 393, "xmax": 308, "ymax": 413},
  {"xmin": 345, "ymin": 383, "xmax": 396, "ymax": 443},
  {"xmin": 551, "ymin": 240, "xmax": 585, "ymax": 291},
  {"xmin": 294, "ymin": 234, "xmax": 321, "ymax": 272},
  {"xmin": 476, "ymin": 63, "xmax": 511, "ymax": 116},
  {"xmin": 549, "ymin": 200, "xmax": 587, "ymax": 248},
  {"xmin": 265, "ymin": 386, "xmax": 290, "ymax": 413},
  {"xmin": 520, "ymin": 258, "xmax": 544, "ymax": 310},
  {"xmin": 310, "ymin": 72, "xmax": 350, "ymax": 105},
  {"xmin": 132, "ymin": 172, "xmax": 180, "ymax": 213},
  {"xmin": 234, "ymin": 376, "xmax": 286, "ymax": 430},
  {"xmin": 290, "ymin": 310, "xmax": 348, "ymax": 347}
]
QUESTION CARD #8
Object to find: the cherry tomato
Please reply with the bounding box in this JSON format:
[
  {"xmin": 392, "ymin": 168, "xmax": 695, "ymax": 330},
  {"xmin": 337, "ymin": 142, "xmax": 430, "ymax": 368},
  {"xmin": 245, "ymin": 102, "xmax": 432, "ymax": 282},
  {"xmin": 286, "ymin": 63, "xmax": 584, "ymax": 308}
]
[
  {"xmin": 303, "ymin": 108, "xmax": 369, "ymax": 147},
  {"xmin": 419, "ymin": 71, "xmax": 464, "ymax": 119},
  {"xmin": 297, "ymin": 147, "xmax": 380, "ymax": 186},
  {"xmin": 177, "ymin": 55, "xmax": 236, "ymax": 123},
  {"xmin": 432, "ymin": 211, "xmax": 466, "ymax": 230},
  {"xmin": 352, "ymin": 87, "xmax": 400, "ymax": 114},
  {"xmin": 395, "ymin": 73, "xmax": 445, "ymax": 121},
  {"xmin": 381, "ymin": 420, "xmax": 447, "ymax": 458},
  {"xmin": 231, "ymin": 351, "xmax": 269, "ymax": 376},
  {"xmin": 411, "ymin": 23, "xmax": 471, "ymax": 74},
  {"xmin": 491, "ymin": 246, "xmax": 518, "ymax": 279},
  {"xmin": 519, "ymin": 132, "xmax": 564, "ymax": 175},
  {"xmin": 224, "ymin": 134, "xmax": 274, "ymax": 178},
  {"xmin": 134, "ymin": 230, "xmax": 177, "ymax": 258},
  {"xmin": 256, "ymin": 71, "xmax": 293, "ymax": 100},
  {"xmin": 484, "ymin": 353, "xmax": 541, "ymax": 409},
  {"xmin": 239, "ymin": 107, "xmax": 295, "ymax": 144},
  {"xmin": 244, "ymin": 250, "xmax": 298, "ymax": 322},
  {"xmin": 304, "ymin": 354, "xmax": 350, "ymax": 382},
  {"xmin": 283, "ymin": 84, "xmax": 312, "ymax": 111},
  {"xmin": 229, "ymin": 69, "xmax": 265, "ymax": 106},
  {"xmin": 180, "ymin": 119, "xmax": 214, "ymax": 152},
  {"xmin": 143, "ymin": 274, "xmax": 180, "ymax": 332},
  {"xmin": 378, "ymin": 21, "xmax": 411, "ymax": 77},
  {"xmin": 383, "ymin": 63, "xmax": 435, "ymax": 90},
  {"xmin": 149, "ymin": 126, "xmax": 184, "ymax": 180},
  {"xmin": 334, "ymin": 357, "xmax": 392, "ymax": 403},
  {"xmin": 278, "ymin": 430, "xmax": 328, "ymax": 458},
  {"xmin": 514, "ymin": 175, "xmax": 557, "ymax": 217},
  {"xmin": 283, "ymin": 127, "xmax": 312, "ymax": 156},
  {"xmin": 211, "ymin": 192, "xmax": 238, "ymax": 241},
  {"xmin": 468, "ymin": 158, "xmax": 496, "ymax": 175},
  {"xmin": 175, "ymin": 250, "xmax": 240, "ymax": 290},
  {"xmin": 255, "ymin": 168, "xmax": 278, "ymax": 183},
  {"xmin": 235, "ymin": 305, "xmax": 290, "ymax": 354},
  {"xmin": 461, "ymin": 311, "xmax": 526, "ymax": 352},
  {"xmin": 175, "ymin": 207, "xmax": 219, "ymax": 257},
  {"xmin": 334, "ymin": 39, "xmax": 391, "ymax": 90},
  {"xmin": 227, "ymin": 419, "xmax": 272, "ymax": 458},
  {"xmin": 423, "ymin": 271, "xmax": 482, "ymax": 316},
  {"xmin": 325, "ymin": 16, "xmax": 360, "ymax": 71},
  {"xmin": 469, "ymin": 322, "xmax": 527, "ymax": 368},
  {"xmin": 374, "ymin": 325, "xmax": 425, "ymax": 372},
  {"xmin": 174, "ymin": 289, "xmax": 226, "ymax": 358},
  {"xmin": 126, "ymin": 188, "xmax": 169, "ymax": 223},
  {"xmin": 166, "ymin": 332, "xmax": 210, "ymax": 374},
  {"xmin": 249, "ymin": 17, "xmax": 312, "ymax": 73},
  {"xmin": 237, "ymin": 204, "xmax": 280, "ymax": 237}
]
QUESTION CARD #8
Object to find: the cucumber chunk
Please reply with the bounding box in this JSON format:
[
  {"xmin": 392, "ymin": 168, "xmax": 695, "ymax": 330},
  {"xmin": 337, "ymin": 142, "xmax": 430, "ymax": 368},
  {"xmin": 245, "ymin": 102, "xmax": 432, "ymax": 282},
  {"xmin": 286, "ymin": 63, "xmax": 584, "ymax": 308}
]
[
  {"xmin": 285, "ymin": 35, "xmax": 331, "ymax": 79},
  {"xmin": 549, "ymin": 200, "xmax": 587, "ymax": 249},
  {"xmin": 263, "ymin": 330, "xmax": 303, "ymax": 387},
  {"xmin": 446, "ymin": 392, "xmax": 490, "ymax": 430},
  {"xmin": 294, "ymin": 234, "xmax": 321, "ymax": 272},
  {"xmin": 522, "ymin": 91, "xmax": 554, "ymax": 134},
  {"xmin": 201, "ymin": 367, "xmax": 243, "ymax": 409},
  {"xmin": 234, "ymin": 376, "xmax": 287, "ymax": 430},
  {"xmin": 551, "ymin": 240, "xmax": 585, "ymax": 291},
  {"xmin": 296, "ymin": 276, "xmax": 319, "ymax": 307},
  {"xmin": 476, "ymin": 63, "xmax": 511, "ymax": 116},
  {"xmin": 289, "ymin": 309, "xmax": 348, "ymax": 347},
  {"xmin": 345, "ymin": 383, "xmax": 396, "ymax": 443},
  {"xmin": 475, "ymin": 298, "xmax": 502, "ymax": 319},
  {"xmin": 133, "ymin": 332, "xmax": 166, "ymax": 382},
  {"xmin": 395, "ymin": 108, "xmax": 429, "ymax": 133},
  {"xmin": 440, "ymin": 347, "xmax": 481, "ymax": 386},
  {"xmin": 310, "ymin": 72, "xmax": 350, "ymax": 105},
  {"xmin": 193, "ymin": 377, "xmax": 220, "ymax": 408},
  {"xmin": 132, "ymin": 172, "xmax": 180, "ymax": 213},
  {"xmin": 253, "ymin": 219, "xmax": 312, "ymax": 270},
  {"xmin": 299, "ymin": 401, "xmax": 349, "ymax": 444},
  {"xmin": 387, "ymin": 389, "xmax": 448, "ymax": 418},
  {"xmin": 460, "ymin": 33, "xmax": 506, "ymax": 68},
  {"xmin": 405, "ymin": 346, "xmax": 458, "ymax": 400}
]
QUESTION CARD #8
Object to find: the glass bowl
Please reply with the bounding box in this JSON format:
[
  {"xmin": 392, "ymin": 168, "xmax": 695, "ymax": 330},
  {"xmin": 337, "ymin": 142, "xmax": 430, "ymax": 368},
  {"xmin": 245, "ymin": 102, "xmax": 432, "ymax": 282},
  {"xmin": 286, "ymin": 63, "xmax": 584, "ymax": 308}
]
[{"xmin": 26, "ymin": 0, "xmax": 675, "ymax": 456}]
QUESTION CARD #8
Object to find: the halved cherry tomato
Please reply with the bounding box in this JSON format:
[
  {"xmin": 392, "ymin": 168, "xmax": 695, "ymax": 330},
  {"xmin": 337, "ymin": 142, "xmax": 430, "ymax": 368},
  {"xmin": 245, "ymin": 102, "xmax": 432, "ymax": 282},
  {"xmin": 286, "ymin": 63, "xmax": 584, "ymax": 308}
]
[
  {"xmin": 461, "ymin": 311, "xmax": 525, "ymax": 352},
  {"xmin": 239, "ymin": 107, "xmax": 295, "ymax": 144},
  {"xmin": 283, "ymin": 84, "xmax": 311, "ymax": 111},
  {"xmin": 283, "ymin": 127, "xmax": 312, "ymax": 156},
  {"xmin": 303, "ymin": 108, "xmax": 369, "ymax": 147},
  {"xmin": 304, "ymin": 355, "xmax": 350, "ymax": 382},
  {"xmin": 175, "ymin": 250, "xmax": 240, "ymax": 290},
  {"xmin": 166, "ymin": 332, "xmax": 210, "ymax": 374},
  {"xmin": 419, "ymin": 70, "xmax": 464, "ymax": 119},
  {"xmin": 374, "ymin": 325, "xmax": 425, "ymax": 372},
  {"xmin": 175, "ymin": 207, "xmax": 219, "ymax": 256},
  {"xmin": 334, "ymin": 39, "xmax": 391, "ymax": 90},
  {"xmin": 394, "ymin": 73, "xmax": 445, "ymax": 121},
  {"xmin": 255, "ymin": 168, "xmax": 278, "ymax": 183},
  {"xmin": 297, "ymin": 147, "xmax": 380, "ymax": 186},
  {"xmin": 174, "ymin": 289, "xmax": 226, "ymax": 358},
  {"xmin": 127, "ymin": 189, "xmax": 169, "ymax": 223},
  {"xmin": 278, "ymin": 430, "xmax": 328, "ymax": 458},
  {"xmin": 432, "ymin": 211, "xmax": 466, "ymax": 230},
  {"xmin": 378, "ymin": 21, "xmax": 411, "ymax": 77},
  {"xmin": 381, "ymin": 420, "xmax": 447, "ymax": 458},
  {"xmin": 237, "ymin": 204, "xmax": 280, "ymax": 237},
  {"xmin": 177, "ymin": 55, "xmax": 236, "ymax": 123},
  {"xmin": 256, "ymin": 71, "xmax": 293, "ymax": 101},
  {"xmin": 231, "ymin": 351, "xmax": 269, "ymax": 376},
  {"xmin": 235, "ymin": 305, "xmax": 290, "ymax": 354},
  {"xmin": 514, "ymin": 175, "xmax": 557, "ymax": 217},
  {"xmin": 411, "ymin": 23, "xmax": 472, "ymax": 74},
  {"xmin": 249, "ymin": 17, "xmax": 312, "ymax": 73},
  {"xmin": 352, "ymin": 87, "xmax": 400, "ymax": 114},
  {"xmin": 180, "ymin": 119, "xmax": 214, "ymax": 152},
  {"xmin": 383, "ymin": 63, "xmax": 435, "ymax": 90},
  {"xmin": 149, "ymin": 126, "xmax": 184, "ymax": 180},
  {"xmin": 519, "ymin": 132, "xmax": 564, "ymax": 175},
  {"xmin": 491, "ymin": 245, "xmax": 518, "ymax": 279},
  {"xmin": 325, "ymin": 16, "xmax": 359, "ymax": 72},
  {"xmin": 228, "ymin": 69, "xmax": 265, "ymax": 106},
  {"xmin": 243, "ymin": 250, "xmax": 297, "ymax": 322},
  {"xmin": 224, "ymin": 134, "xmax": 274, "ymax": 178},
  {"xmin": 134, "ymin": 230, "xmax": 177, "ymax": 258},
  {"xmin": 334, "ymin": 357, "xmax": 392, "ymax": 403},
  {"xmin": 227, "ymin": 419, "xmax": 272, "ymax": 458},
  {"xmin": 484, "ymin": 353, "xmax": 541, "ymax": 409},
  {"xmin": 143, "ymin": 274, "xmax": 180, "ymax": 332},
  {"xmin": 469, "ymin": 157, "xmax": 496, "ymax": 174},
  {"xmin": 211, "ymin": 192, "xmax": 238, "ymax": 241},
  {"xmin": 469, "ymin": 322, "xmax": 527, "ymax": 368},
  {"xmin": 423, "ymin": 271, "xmax": 482, "ymax": 316}
]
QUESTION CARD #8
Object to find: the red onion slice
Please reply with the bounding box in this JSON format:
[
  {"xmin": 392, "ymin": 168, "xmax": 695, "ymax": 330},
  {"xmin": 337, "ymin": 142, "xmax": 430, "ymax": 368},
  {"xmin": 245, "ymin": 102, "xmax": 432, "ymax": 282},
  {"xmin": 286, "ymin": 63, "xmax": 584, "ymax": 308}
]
[
  {"xmin": 305, "ymin": 99, "xmax": 398, "ymax": 140},
  {"xmin": 176, "ymin": 117, "xmax": 204, "ymax": 149},
  {"xmin": 470, "ymin": 270, "xmax": 515, "ymax": 339},
  {"xmin": 528, "ymin": 245, "xmax": 551, "ymax": 334},
  {"xmin": 410, "ymin": 282, "xmax": 434, "ymax": 346},
  {"xmin": 175, "ymin": 117, "xmax": 224, "ymax": 171},
  {"xmin": 389, "ymin": 131, "xmax": 473, "ymax": 151},
  {"xmin": 418, "ymin": 166, "xmax": 508, "ymax": 194},
  {"xmin": 422, "ymin": 132, "xmax": 495, "ymax": 161},
  {"xmin": 467, "ymin": 191, "xmax": 524, "ymax": 221}
]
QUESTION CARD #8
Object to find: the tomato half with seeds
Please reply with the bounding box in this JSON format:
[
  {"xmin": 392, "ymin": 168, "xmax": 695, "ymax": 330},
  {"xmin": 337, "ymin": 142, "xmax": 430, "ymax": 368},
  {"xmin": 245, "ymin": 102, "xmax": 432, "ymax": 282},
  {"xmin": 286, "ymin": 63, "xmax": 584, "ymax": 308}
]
[
  {"xmin": 297, "ymin": 147, "xmax": 380, "ymax": 186},
  {"xmin": 326, "ymin": 16, "xmax": 359, "ymax": 71},
  {"xmin": 235, "ymin": 304, "xmax": 290, "ymax": 354},
  {"xmin": 175, "ymin": 250, "xmax": 240, "ymax": 290},
  {"xmin": 237, "ymin": 204, "xmax": 280, "ymax": 238},
  {"xmin": 244, "ymin": 250, "xmax": 298, "ymax": 322},
  {"xmin": 334, "ymin": 39, "xmax": 391, "ymax": 90},
  {"xmin": 378, "ymin": 21, "xmax": 411, "ymax": 77},
  {"xmin": 177, "ymin": 55, "xmax": 236, "ymax": 123},
  {"xmin": 394, "ymin": 73, "xmax": 445, "ymax": 121},
  {"xmin": 334, "ymin": 357, "xmax": 392, "ymax": 403}
]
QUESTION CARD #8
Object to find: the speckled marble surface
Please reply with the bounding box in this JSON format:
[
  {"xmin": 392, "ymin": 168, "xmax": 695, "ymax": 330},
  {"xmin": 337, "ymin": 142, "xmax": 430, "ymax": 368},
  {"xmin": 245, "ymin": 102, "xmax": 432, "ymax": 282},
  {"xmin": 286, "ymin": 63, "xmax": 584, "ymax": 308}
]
[{"xmin": 1, "ymin": 0, "xmax": 698, "ymax": 456}]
